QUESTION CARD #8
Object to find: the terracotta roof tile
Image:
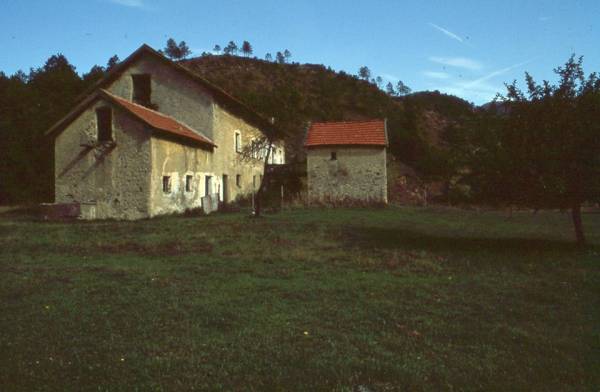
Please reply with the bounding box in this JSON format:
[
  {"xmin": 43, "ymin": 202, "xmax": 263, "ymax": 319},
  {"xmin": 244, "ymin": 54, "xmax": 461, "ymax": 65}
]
[
  {"xmin": 305, "ymin": 119, "xmax": 387, "ymax": 147},
  {"xmin": 102, "ymin": 90, "xmax": 215, "ymax": 147}
]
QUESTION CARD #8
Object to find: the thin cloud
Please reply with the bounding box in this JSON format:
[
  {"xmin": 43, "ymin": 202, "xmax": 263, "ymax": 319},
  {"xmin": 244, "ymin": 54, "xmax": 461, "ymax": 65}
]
[
  {"xmin": 423, "ymin": 71, "xmax": 450, "ymax": 80},
  {"xmin": 434, "ymin": 59, "xmax": 534, "ymax": 103},
  {"xmin": 429, "ymin": 56, "xmax": 483, "ymax": 71},
  {"xmin": 539, "ymin": 16, "xmax": 552, "ymax": 22},
  {"xmin": 108, "ymin": 0, "xmax": 145, "ymax": 8},
  {"xmin": 463, "ymin": 59, "xmax": 533, "ymax": 88},
  {"xmin": 428, "ymin": 23, "xmax": 464, "ymax": 43}
]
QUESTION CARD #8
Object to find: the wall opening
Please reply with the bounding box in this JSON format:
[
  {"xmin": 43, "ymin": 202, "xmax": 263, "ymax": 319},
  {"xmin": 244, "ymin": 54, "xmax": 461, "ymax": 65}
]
[
  {"xmin": 205, "ymin": 175, "xmax": 212, "ymax": 196},
  {"xmin": 132, "ymin": 74, "xmax": 152, "ymax": 107},
  {"xmin": 162, "ymin": 176, "xmax": 171, "ymax": 193},
  {"xmin": 236, "ymin": 174, "xmax": 241, "ymax": 187},
  {"xmin": 185, "ymin": 175, "xmax": 193, "ymax": 192},
  {"xmin": 234, "ymin": 131, "xmax": 242, "ymax": 153},
  {"xmin": 330, "ymin": 151, "xmax": 337, "ymax": 161},
  {"xmin": 96, "ymin": 107, "xmax": 113, "ymax": 142}
]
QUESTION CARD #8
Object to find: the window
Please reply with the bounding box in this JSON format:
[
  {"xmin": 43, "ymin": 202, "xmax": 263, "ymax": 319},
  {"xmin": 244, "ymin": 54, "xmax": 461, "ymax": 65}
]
[
  {"xmin": 185, "ymin": 175, "xmax": 193, "ymax": 192},
  {"xmin": 234, "ymin": 131, "xmax": 242, "ymax": 153},
  {"xmin": 236, "ymin": 174, "xmax": 241, "ymax": 187},
  {"xmin": 162, "ymin": 176, "xmax": 171, "ymax": 193},
  {"xmin": 96, "ymin": 107, "xmax": 112, "ymax": 142},
  {"xmin": 330, "ymin": 151, "xmax": 337, "ymax": 161},
  {"xmin": 204, "ymin": 175, "xmax": 212, "ymax": 196},
  {"xmin": 251, "ymin": 140, "xmax": 258, "ymax": 158},
  {"xmin": 132, "ymin": 74, "xmax": 152, "ymax": 106}
]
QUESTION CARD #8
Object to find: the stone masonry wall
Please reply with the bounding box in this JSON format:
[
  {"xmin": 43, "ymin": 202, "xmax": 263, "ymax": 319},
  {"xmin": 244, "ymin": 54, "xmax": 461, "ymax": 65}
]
[
  {"xmin": 307, "ymin": 146, "xmax": 387, "ymax": 203},
  {"xmin": 106, "ymin": 56, "xmax": 215, "ymax": 140},
  {"xmin": 55, "ymin": 98, "xmax": 152, "ymax": 219}
]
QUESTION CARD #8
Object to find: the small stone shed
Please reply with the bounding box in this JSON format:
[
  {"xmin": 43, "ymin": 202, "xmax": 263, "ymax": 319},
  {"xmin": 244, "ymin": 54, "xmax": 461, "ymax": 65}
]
[{"xmin": 305, "ymin": 119, "xmax": 388, "ymax": 204}]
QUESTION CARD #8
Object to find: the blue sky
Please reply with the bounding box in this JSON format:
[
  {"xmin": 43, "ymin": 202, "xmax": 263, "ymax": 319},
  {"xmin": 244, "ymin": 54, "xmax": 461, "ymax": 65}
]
[{"xmin": 1, "ymin": 0, "xmax": 599, "ymax": 104}]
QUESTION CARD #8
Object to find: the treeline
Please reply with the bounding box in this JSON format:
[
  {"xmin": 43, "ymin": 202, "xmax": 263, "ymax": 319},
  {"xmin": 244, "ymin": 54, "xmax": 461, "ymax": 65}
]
[{"xmin": 0, "ymin": 54, "xmax": 120, "ymax": 203}]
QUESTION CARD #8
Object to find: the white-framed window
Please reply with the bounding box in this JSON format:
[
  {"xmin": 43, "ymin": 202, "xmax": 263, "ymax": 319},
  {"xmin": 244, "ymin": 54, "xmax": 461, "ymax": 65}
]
[
  {"xmin": 234, "ymin": 130, "xmax": 242, "ymax": 153},
  {"xmin": 251, "ymin": 140, "xmax": 258, "ymax": 159}
]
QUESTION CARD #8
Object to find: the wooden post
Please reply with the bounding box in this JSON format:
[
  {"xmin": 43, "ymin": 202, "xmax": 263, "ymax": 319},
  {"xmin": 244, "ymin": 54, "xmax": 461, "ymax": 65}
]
[{"xmin": 280, "ymin": 185, "xmax": 284, "ymax": 211}]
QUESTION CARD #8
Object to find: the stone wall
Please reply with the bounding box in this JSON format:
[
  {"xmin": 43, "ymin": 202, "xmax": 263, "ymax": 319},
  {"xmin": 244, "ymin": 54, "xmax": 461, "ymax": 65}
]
[
  {"xmin": 55, "ymin": 98, "xmax": 152, "ymax": 219},
  {"xmin": 106, "ymin": 55, "xmax": 215, "ymax": 139},
  {"xmin": 306, "ymin": 146, "xmax": 387, "ymax": 203}
]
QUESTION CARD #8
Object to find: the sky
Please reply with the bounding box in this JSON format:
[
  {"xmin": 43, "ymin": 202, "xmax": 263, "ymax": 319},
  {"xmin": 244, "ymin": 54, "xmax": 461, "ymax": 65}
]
[{"xmin": 1, "ymin": 0, "xmax": 599, "ymax": 104}]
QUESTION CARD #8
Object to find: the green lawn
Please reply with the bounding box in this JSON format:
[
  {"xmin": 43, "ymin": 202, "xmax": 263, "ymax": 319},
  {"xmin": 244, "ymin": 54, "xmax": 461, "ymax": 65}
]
[{"xmin": 0, "ymin": 206, "xmax": 598, "ymax": 391}]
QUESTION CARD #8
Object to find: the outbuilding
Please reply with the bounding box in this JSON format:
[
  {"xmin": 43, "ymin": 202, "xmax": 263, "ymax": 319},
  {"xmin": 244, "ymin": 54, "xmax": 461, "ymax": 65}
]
[{"xmin": 304, "ymin": 119, "xmax": 388, "ymax": 204}]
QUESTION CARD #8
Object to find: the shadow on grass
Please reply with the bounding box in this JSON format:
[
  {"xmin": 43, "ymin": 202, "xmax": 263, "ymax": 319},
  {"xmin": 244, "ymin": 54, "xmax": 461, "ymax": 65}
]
[{"xmin": 342, "ymin": 225, "xmax": 597, "ymax": 256}]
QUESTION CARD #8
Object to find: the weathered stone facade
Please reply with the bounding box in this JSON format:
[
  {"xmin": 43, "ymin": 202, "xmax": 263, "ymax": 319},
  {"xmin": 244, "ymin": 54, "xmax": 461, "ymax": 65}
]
[
  {"xmin": 307, "ymin": 146, "xmax": 387, "ymax": 203},
  {"xmin": 55, "ymin": 98, "xmax": 152, "ymax": 220},
  {"xmin": 52, "ymin": 46, "xmax": 283, "ymax": 219}
]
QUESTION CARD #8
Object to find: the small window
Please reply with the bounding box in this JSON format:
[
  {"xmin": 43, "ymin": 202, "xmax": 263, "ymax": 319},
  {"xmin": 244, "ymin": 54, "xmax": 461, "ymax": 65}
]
[
  {"xmin": 185, "ymin": 175, "xmax": 193, "ymax": 192},
  {"xmin": 204, "ymin": 175, "xmax": 212, "ymax": 196},
  {"xmin": 251, "ymin": 140, "xmax": 258, "ymax": 158},
  {"xmin": 330, "ymin": 151, "xmax": 337, "ymax": 161},
  {"xmin": 253, "ymin": 175, "xmax": 256, "ymax": 189},
  {"xmin": 162, "ymin": 176, "xmax": 171, "ymax": 193},
  {"xmin": 236, "ymin": 174, "xmax": 241, "ymax": 187},
  {"xmin": 132, "ymin": 74, "xmax": 151, "ymax": 106},
  {"xmin": 234, "ymin": 131, "xmax": 242, "ymax": 153},
  {"xmin": 96, "ymin": 107, "xmax": 112, "ymax": 142}
]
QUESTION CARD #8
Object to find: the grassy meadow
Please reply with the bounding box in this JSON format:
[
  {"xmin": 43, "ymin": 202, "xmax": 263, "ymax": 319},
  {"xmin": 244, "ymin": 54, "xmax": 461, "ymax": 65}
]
[{"xmin": 0, "ymin": 206, "xmax": 598, "ymax": 391}]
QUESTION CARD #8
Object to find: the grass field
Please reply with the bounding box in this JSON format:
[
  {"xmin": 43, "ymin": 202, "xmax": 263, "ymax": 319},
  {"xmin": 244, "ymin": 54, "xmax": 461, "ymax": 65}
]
[{"xmin": 0, "ymin": 206, "xmax": 598, "ymax": 391}]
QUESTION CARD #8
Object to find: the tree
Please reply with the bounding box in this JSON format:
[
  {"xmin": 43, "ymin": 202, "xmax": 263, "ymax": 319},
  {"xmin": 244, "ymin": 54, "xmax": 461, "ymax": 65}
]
[
  {"xmin": 275, "ymin": 51, "xmax": 285, "ymax": 64},
  {"xmin": 358, "ymin": 66, "xmax": 371, "ymax": 81},
  {"xmin": 265, "ymin": 53, "xmax": 272, "ymax": 62},
  {"xmin": 82, "ymin": 64, "xmax": 105, "ymax": 86},
  {"xmin": 106, "ymin": 55, "xmax": 120, "ymax": 71},
  {"xmin": 241, "ymin": 41, "xmax": 253, "ymax": 57},
  {"xmin": 461, "ymin": 55, "xmax": 600, "ymax": 245},
  {"xmin": 223, "ymin": 41, "xmax": 238, "ymax": 56},
  {"xmin": 238, "ymin": 124, "xmax": 286, "ymax": 217},
  {"xmin": 163, "ymin": 38, "xmax": 191, "ymax": 60},
  {"xmin": 396, "ymin": 80, "xmax": 412, "ymax": 95},
  {"xmin": 283, "ymin": 49, "xmax": 292, "ymax": 62},
  {"xmin": 375, "ymin": 76, "xmax": 383, "ymax": 88},
  {"xmin": 386, "ymin": 82, "xmax": 396, "ymax": 96},
  {"xmin": 213, "ymin": 44, "xmax": 221, "ymax": 54}
]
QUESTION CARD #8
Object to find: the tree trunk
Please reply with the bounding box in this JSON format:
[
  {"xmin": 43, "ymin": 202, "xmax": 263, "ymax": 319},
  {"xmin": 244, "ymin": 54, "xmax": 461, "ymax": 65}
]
[{"xmin": 571, "ymin": 203, "xmax": 586, "ymax": 246}]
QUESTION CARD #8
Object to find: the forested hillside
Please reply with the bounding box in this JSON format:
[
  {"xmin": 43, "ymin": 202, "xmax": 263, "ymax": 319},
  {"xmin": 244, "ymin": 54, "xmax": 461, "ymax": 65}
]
[{"xmin": 0, "ymin": 51, "xmax": 474, "ymax": 204}]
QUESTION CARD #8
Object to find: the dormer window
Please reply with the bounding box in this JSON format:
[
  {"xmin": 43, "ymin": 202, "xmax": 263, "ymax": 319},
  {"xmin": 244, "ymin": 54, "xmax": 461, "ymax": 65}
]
[
  {"xmin": 96, "ymin": 107, "xmax": 112, "ymax": 142},
  {"xmin": 132, "ymin": 74, "xmax": 152, "ymax": 106}
]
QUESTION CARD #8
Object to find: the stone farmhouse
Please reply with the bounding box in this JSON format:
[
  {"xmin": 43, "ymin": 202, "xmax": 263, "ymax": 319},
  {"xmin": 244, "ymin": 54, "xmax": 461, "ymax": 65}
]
[
  {"xmin": 46, "ymin": 44, "xmax": 284, "ymax": 220},
  {"xmin": 305, "ymin": 120, "xmax": 388, "ymax": 204}
]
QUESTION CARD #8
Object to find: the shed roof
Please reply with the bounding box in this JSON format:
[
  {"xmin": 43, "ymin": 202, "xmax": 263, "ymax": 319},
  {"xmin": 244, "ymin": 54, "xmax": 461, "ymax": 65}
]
[{"xmin": 304, "ymin": 119, "xmax": 387, "ymax": 147}]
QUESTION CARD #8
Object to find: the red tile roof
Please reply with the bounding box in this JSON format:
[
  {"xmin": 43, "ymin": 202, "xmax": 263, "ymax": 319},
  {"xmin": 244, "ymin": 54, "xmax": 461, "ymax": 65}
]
[
  {"xmin": 102, "ymin": 90, "xmax": 215, "ymax": 147},
  {"xmin": 305, "ymin": 119, "xmax": 387, "ymax": 147}
]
